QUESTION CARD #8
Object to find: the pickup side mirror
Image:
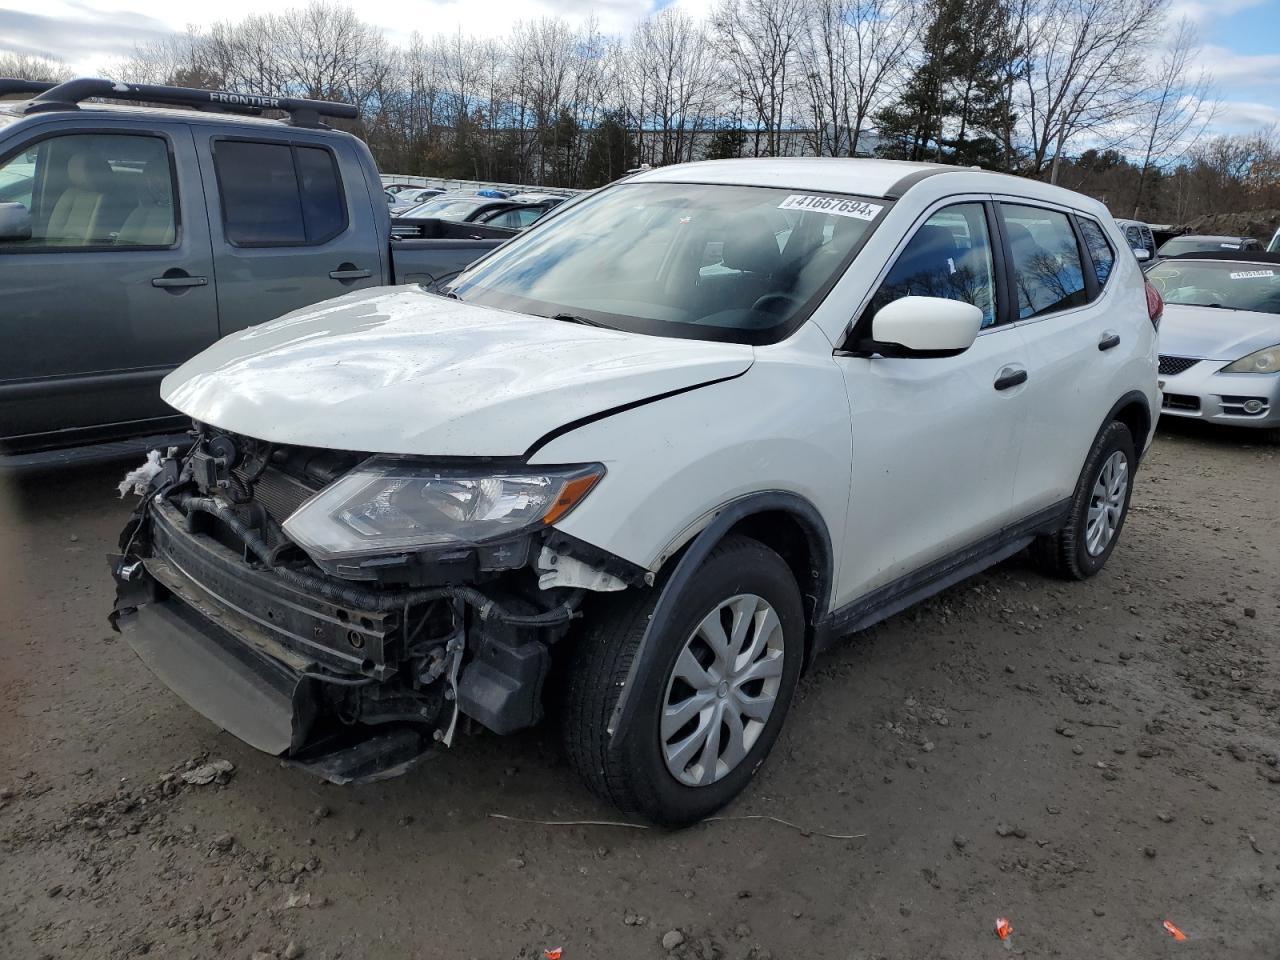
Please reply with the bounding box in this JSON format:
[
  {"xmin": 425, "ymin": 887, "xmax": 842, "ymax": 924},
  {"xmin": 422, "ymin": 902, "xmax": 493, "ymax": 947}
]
[
  {"xmin": 1132, "ymin": 246, "xmax": 1151, "ymax": 262},
  {"xmin": 0, "ymin": 202, "xmax": 32, "ymax": 242},
  {"xmin": 868, "ymin": 296, "xmax": 983, "ymax": 358}
]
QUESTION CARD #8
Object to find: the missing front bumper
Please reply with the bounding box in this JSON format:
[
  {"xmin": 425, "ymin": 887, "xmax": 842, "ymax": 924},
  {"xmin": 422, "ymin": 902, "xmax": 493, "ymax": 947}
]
[{"xmin": 115, "ymin": 596, "xmax": 437, "ymax": 784}]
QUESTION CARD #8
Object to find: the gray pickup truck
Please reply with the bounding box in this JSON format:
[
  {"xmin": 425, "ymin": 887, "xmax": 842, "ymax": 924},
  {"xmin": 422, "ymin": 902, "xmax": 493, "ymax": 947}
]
[{"xmin": 0, "ymin": 78, "xmax": 514, "ymax": 468}]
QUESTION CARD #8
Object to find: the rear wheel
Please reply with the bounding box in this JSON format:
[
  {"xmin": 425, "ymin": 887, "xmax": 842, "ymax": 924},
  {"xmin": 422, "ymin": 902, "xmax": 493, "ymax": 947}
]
[
  {"xmin": 1033, "ymin": 420, "xmax": 1135, "ymax": 580},
  {"xmin": 561, "ymin": 535, "xmax": 804, "ymax": 826}
]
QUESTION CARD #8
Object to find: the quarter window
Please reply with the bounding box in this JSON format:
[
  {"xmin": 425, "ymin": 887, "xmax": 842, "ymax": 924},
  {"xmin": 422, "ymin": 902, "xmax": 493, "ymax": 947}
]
[
  {"xmin": 868, "ymin": 202, "xmax": 998, "ymax": 328},
  {"xmin": 1000, "ymin": 204, "xmax": 1087, "ymax": 319},
  {"xmin": 0, "ymin": 133, "xmax": 176, "ymax": 250},
  {"xmin": 214, "ymin": 141, "xmax": 346, "ymax": 246},
  {"xmin": 1078, "ymin": 218, "xmax": 1115, "ymax": 289}
]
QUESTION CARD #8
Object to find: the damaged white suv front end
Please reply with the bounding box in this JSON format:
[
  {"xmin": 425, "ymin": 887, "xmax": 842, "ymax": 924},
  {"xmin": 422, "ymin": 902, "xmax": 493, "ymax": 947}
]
[{"xmin": 111, "ymin": 284, "xmax": 753, "ymax": 783}]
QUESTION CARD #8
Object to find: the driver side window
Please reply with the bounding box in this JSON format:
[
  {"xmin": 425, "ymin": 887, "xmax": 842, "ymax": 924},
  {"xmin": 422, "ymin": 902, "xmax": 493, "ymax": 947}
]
[
  {"xmin": 0, "ymin": 133, "xmax": 176, "ymax": 250},
  {"xmin": 867, "ymin": 203, "xmax": 998, "ymax": 328}
]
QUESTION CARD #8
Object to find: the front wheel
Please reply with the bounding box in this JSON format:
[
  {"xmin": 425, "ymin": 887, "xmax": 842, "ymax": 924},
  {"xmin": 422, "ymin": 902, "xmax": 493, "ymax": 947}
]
[
  {"xmin": 561, "ymin": 535, "xmax": 804, "ymax": 826},
  {"xmin": 1033, "ymin": 420, "xmax": 1136, "ymax": 579}
]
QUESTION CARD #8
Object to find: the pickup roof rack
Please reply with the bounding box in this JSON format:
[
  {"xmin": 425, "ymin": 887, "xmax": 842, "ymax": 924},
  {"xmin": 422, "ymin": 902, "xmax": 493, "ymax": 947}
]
[
  {"xmin": 0, "ymin": 79, "xmax": 56, "ymax": 98},
  {"xmin": 3, "ymin": 77, "xmax": 358, "ymax": 128}
]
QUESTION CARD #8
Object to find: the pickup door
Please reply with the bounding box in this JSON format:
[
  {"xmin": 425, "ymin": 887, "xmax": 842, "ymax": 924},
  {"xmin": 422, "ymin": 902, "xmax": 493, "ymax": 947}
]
[
  {"xmin": 0, "ymin": 116, "xmax": 219, "ymax": 451},
  {"xmin": 192, "ymin": 125, "xmax": 383, "ymax": 333}
]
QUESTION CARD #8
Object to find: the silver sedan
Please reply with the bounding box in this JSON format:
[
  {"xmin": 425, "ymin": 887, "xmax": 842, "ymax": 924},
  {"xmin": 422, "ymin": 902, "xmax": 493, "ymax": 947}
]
[{"xmin": 1151, "ymin": 254, "xmax": 1280, "ymax": 440}]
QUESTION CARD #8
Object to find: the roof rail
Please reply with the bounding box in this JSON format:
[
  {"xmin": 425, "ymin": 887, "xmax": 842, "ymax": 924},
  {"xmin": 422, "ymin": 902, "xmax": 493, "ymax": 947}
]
[
  {"xmin": 0, "ymin": 79, "xmax": 57, "ymax": 98},
  {"xmin": 21, "ymin": 78, "xmax": 359, "ymax": 128}
]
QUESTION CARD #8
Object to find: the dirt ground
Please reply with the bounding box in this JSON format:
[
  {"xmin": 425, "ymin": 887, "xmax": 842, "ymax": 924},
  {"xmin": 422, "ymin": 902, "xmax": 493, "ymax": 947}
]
[{"xmin": 1, "ymin": 420, "xmax": 1278, "ymax": 960}]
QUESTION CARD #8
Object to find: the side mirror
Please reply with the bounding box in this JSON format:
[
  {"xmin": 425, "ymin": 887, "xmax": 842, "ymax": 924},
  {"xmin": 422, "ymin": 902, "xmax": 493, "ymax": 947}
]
[
  {"xmin": 0, "ymin": 201, "xmax": 32, "ymax": 242},
  {"xmin": 869, "ymin": 296, "xmax": 983, "ymax": 358},
  {"xmin": 1132, "ymin": 247, "xmax": 1151, "ymax": 262}
]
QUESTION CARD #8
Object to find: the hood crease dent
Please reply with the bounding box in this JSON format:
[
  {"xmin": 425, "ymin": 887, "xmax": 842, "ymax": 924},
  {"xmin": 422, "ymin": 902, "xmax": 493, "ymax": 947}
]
[{"xmin": 162, "ymin": 286, "xmax": 755, "ymax": 457}]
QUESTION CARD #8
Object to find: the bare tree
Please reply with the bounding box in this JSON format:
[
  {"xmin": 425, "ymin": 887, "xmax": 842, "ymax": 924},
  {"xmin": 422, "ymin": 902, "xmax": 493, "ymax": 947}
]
[
  {"xmin": 1129, "ymin": 18, "xmax": 1216, "ymax": 217},
  {"xmin": 629, "ymin": 9, "xmax": 721, "ymax": 166},
  {"xmin": 713, "ymin": 0, "xmax": 807, "ymax": 156},
  {"xmin": 800, "ymin": 0, "xmax": 917, "ymax": 156},
  {"xmin": 1015, "ymin": 0, "xmax": 1167, "ymax": 182},
  {"xmin": 0, "ymin": 53, "xmax": 73, "ymax": 84}
]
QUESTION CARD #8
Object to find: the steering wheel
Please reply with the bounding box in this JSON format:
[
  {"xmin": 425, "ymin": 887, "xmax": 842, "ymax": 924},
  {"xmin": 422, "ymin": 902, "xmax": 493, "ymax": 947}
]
[
  {"xmin": 751, "ymin": 293, "xmax": 800, "ymax": 314},
  {"xmin": 1193, "ymin": 289, "xmax": 1231, "ymax": 305}
]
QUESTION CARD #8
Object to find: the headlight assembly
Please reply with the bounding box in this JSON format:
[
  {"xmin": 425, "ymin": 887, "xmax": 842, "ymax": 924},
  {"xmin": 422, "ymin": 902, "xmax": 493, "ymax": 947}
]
[
  {"xmin": 1222, "ymin": 345, "xmax": 1280, "ymax": 374},
  {"xmin": 282, "ymin": 458, "xmax": 603, "ymax": 562}
]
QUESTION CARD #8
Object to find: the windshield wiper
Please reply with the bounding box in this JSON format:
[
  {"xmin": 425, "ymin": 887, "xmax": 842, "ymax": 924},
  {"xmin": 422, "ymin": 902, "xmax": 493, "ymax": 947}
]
[{"xmin": 549, "ymin": 312, "xmax": 609, "ymax": 328}]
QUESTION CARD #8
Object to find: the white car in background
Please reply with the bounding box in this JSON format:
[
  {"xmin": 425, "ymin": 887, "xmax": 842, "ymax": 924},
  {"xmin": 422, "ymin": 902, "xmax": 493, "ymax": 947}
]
[
  {"xmin": 1149, "ymin": 251, "xmax": 1280, "ymax": 440},
  {"xmin": 113, "ymin": 158, "xmax": 1160, "ymax": 825}
]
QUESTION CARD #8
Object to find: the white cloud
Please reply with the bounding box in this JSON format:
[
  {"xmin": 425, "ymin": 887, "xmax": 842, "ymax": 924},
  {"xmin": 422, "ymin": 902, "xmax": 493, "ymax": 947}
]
[
  {"xmin": 0, "ymin": 0, "xmax": 663, "ymax": 73},
  {"xmin": 1194, "ymin": 44, "xmax": 1280, "ymax": 89},
  {"xmin": 1211, "ymin": 99, "xmax": 1280, "ymax": 133},
  {"xmin": 1168, "ymin": 0, "xmax": 1266, "ymax": 25}
]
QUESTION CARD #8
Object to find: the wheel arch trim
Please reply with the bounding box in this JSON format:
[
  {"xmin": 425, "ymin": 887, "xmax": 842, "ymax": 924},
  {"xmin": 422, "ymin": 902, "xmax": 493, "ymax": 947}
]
[{"xmin": 607, "ymin": 491, "xmax": 834, "ymax": 745}]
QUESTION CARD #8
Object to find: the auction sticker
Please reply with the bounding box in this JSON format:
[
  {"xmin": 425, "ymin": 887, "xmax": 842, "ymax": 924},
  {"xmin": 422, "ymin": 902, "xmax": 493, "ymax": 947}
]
[
  {"xmin": 1229, "ymin": 269, "xmax": 1275, "ymax": 279},
  {"xmin": 778, "ymin": 195, "xmax": 883, "ymax": 220}
]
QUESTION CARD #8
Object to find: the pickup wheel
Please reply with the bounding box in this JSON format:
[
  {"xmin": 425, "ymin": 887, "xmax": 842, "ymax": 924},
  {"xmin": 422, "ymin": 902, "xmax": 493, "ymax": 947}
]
[
  {"xmin": 1033, "ymin": 420, "xmax": 1136, "ymax": 580},
  {"xmin": 561, "ymin": 535, "xmax": 804, "ymax": 826}
]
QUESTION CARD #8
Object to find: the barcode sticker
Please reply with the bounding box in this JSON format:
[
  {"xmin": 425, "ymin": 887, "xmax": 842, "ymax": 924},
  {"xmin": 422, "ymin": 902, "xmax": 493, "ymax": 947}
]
[{"xmin": 778, "ymin": 195, "xmax": 883, "ymax": 220}]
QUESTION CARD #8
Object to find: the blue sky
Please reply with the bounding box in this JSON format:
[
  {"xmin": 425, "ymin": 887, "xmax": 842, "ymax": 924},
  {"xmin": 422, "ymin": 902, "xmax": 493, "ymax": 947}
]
[
  {"xmin": 1, "ymin": 0, "xmax": 1277, "ymax": 135},
  {"xmin": 1173, "ymin": 0, "xmax": 1280, "ymax": 132}
]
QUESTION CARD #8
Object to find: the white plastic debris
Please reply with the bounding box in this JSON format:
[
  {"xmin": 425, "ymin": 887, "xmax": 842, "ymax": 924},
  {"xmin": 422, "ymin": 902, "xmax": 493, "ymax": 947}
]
[
  {"xmin": 117, "ymin": 450, "xmax": 163, "ymax": 498},
  {"xmin": 180, "ymin": 759, "xmax": 235, "ymax": 785}
]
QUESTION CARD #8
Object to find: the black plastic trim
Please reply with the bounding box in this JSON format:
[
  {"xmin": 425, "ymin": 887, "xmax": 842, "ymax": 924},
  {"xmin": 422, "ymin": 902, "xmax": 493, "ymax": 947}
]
[
  {"xmin": 816, "ymin": 498, "xmax": 1070, "ymax": 648},
  {"xmin": 882, "ymin": 166, "xmax": 951, "ymax": 200},
  {"xmin": 607, "ymin": 490, "xmax": 834, "ymax": 744}
]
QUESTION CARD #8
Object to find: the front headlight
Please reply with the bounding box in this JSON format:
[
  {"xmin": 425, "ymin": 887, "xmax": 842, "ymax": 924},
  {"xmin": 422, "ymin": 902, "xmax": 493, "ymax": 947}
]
[
  {"xmin": 282, "ymin": 458, "xmax": 603, "ymax": 561},
  {"xmin": 1222, "ymin": 345, "xmax": 1280, "ymax": 374}
]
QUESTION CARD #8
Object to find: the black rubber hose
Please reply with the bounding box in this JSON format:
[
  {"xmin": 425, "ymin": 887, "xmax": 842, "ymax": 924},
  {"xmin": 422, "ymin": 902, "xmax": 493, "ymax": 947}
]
[{"xmin": 174, "ymin": 494, "xmax": 583, "ymax": 625}]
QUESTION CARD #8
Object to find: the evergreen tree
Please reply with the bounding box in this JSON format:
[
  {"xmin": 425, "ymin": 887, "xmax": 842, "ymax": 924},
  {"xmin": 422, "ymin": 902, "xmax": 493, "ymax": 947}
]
[
  {"xmin": 704, "ymin": 126, "xmax": 748, "ymax": 160},
  {"xmin": 581, "ymin": 111, "xmax": 635, "ymax": 187},
  {"xmin": 876, "ymin": 0, "xmax": 1019, "ymax": 170}
]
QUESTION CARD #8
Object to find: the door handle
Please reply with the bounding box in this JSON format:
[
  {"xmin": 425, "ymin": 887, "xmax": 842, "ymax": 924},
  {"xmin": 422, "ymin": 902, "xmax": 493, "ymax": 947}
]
[
  {"xmin": 151, "ymin": 275, "xmax": 207, "ymax": 288},
  {"xmin": 1098, "ymin": 331, "xmax": 1121, "ymax": 351},
  {"xmin": 329, "ymin": 267, "xmax": 372, "ymax": 280},
  {"xmin": 994, "ymin": 366, "xmax": 1028, "ymax": 391}
]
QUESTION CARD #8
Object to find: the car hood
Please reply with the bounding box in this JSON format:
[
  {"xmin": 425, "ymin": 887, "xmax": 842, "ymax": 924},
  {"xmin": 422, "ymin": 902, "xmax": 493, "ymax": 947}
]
[
  {"xmin": 162, "ymin": 286, "xmax": 754, "ymax": 456},
  {"xmin": 1158, "ymin": 303, "xmax": 1280, "ymax": 362}
]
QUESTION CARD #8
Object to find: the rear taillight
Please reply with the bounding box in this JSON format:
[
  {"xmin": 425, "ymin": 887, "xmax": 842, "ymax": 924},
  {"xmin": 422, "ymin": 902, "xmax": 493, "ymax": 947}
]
[{"xmin": 1144, "ymin": 280, "xmax": 1163, "ymax": 329}]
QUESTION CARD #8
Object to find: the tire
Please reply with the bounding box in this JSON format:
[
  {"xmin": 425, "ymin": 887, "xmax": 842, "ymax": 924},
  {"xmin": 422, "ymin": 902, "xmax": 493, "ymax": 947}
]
[
  {"xmin": 561, "ymin": 535, "xmax": 804, "ymax": 826},
  {"xmin": 1033, "ymin": 420, "xmax": 1136, "ymax": 580}
]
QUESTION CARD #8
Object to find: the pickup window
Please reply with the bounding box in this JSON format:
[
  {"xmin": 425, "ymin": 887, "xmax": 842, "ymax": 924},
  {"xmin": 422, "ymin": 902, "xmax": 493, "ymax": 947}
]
[
  {"xmin": 213, "ymin": 140, "xmax": 346, "ymax": 247},
  {"xmin": 0, "ymin": 132, "xmax": 176, "ymax": 250}
]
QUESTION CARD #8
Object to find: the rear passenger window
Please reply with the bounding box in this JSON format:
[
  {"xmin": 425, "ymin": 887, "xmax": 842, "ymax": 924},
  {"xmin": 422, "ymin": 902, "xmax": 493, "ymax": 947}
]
[
  {"xmin": 1078, "ymin": 219, "xmax": 1115, "ymax": 288},
  {"xmin": 214, "ymin": 141, "xmax": 346, "ymax": 247},
  {"xmin": 1000, "ymin": 204, "xmax": 1087, "ymax": 319},
  {"xmin": 868, "ymin": 202, "xmax": 997, "ymax": 328}
]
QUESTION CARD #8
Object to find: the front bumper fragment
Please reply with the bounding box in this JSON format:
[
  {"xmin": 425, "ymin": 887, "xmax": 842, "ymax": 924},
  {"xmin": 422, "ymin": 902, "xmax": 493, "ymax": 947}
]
[{"xmin": 119, "ymin": 598, "xmax": 309, "ymax": 756}]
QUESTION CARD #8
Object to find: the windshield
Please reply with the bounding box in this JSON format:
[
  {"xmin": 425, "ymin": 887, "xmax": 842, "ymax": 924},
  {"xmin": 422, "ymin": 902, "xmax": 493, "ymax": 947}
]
[
  {"xmin": 449, "ymin": 182, "xmax": 886, "ymax": 343},
  {"xmin": 1147, "ymin": 260, "xmax": 1280, "ymax": 314},
  {"xmin": 403, "ymin": 198, "xmax": 483, "ymax": 221},
  {"xmin": 1159, "ymin": 237, "xmax": 1245, "ymax": 257}
]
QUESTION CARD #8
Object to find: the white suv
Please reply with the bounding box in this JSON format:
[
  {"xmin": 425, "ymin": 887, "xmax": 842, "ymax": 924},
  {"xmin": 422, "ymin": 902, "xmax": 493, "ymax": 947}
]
[{"xmin": 112, "ymin": 158, "xmax": 1160, "ymax": 825}]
